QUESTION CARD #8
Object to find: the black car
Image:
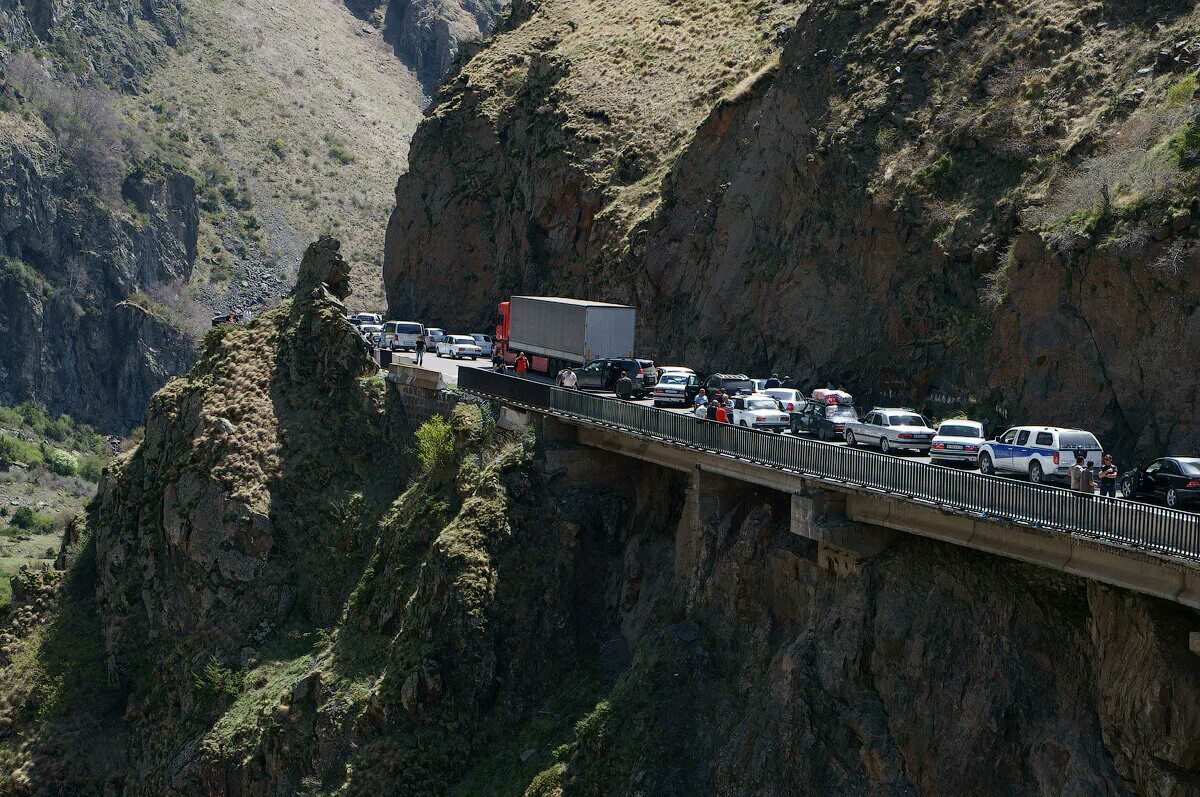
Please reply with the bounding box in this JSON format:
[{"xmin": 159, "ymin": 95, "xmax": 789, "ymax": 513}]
[
  {"xmin": 789, "ymin": 399, "xmax": 859, "ymax": 441},
  {"xmin": 564, "ymin": 358, "xmax": 659, "ymax": 398},
  {"xmin": 705, "ymin": 373, "xmax": 755, "ymax": 395},
  {"xmin": 1120, "ymin": 457, "xmax": 1200, "ymax": 509}
]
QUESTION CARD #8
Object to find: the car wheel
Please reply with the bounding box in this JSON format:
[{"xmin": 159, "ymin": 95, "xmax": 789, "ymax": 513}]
[
  {"xmin": 739, "ymin": 420, "xmax": 749, "ymax": 427},
  {"xmin": 1120, "ymin": 477, "xmax": 1135, "ymax": 499},
  {"xmin": 845, "ymin": 431, "xmax": 857, "ymax": 447},
  {"xmin": 979, "ymin": 453, "xmax": 994, "ymax": 475},
  {"xmin": 880, "ymin": 437, "xmax": 891, "ymax": 454},
  {"xmin": 653, "ymin": 401, "xmax": 663, "ymax": 408},
  {"xmin": 1167, "ymin": 488, "xmax": 1180, "ymax": 509},
  {"xmin": 818, "ymin": 426, "xmax": 831, "ymax": 442},
  {"xmin": 1029, "ymin": 461, "xmax": 1044, "ymax": 484}
]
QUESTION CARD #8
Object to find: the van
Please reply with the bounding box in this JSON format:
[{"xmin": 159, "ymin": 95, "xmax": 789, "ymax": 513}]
[
  {"xmin": 381, "ymin": 321, "xmax": 424, "ymax": 351},
  {"xmin": 978, "ymin": 426, "xmax": 1104, "ymax": 484}
]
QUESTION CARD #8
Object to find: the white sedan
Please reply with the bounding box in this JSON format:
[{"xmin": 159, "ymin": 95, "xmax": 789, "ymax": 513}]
[
  {"xmin": 436, "ymin": 335, "xmax": 483, "ymax": 359},
  {"xmin": 762, "ymin": 388, "xmax": 804, "ymax": 413},
  {"xmin": 729, "ymin": 394, "xmax": 790, "ymax": 431},
  {"xmin": 930, "ymin": 420, "xmax": 986, "ymax": 465}
]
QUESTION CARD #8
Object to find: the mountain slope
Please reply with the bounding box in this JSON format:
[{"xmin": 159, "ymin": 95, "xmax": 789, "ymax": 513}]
[
  {"xmin": 383, "ymin": 0, "xmax": 1200, "ymax": 459},
  {"xmin": 0, "ymin": 242, "xmax": 1197, "ymax": 794}
]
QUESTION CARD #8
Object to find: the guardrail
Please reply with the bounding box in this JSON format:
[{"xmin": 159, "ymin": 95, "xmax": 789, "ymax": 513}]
[{"xmin": 459, "ymin": 369, "xmax": 1200, "ymax": 561}]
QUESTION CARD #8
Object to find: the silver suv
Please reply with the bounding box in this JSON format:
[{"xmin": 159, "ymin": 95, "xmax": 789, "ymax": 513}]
[{"xmin": 844, "ymin": 408, "xmax": 936, "ymax": 454}]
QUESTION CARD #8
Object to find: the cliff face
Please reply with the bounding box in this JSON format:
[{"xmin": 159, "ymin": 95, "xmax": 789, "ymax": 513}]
[
  {"xmin": 384, "ymin": 0, "xmax": 1200, "ymax": 459},
  {"xmin": 0, "ymin": 117, "xmax": 198, "ymax": 431},
  {"xmin": 343, "ymin": 0, "xmax": 507, "ymax": 88},
  {"xmin": 1, "ymin": 244, "xmax": 1197, "ymax": 794}
]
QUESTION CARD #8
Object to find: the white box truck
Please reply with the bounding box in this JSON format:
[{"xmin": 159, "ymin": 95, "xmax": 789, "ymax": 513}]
[{"xmin": 495, "ymin": 296, "xmax": 636, "ymax": 375}]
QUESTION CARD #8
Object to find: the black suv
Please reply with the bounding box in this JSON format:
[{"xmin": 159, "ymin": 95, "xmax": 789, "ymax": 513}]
[
  {"xmin": 789, "ymin": 398, "xmax": 859, "ymax": 441},
  {"xmin": 564, "ymin": 358, "xmax": 659, "ymax": 397},
  {"xmin": 704, "ymin": 373, "xmax": 755, "ymax": 395}
]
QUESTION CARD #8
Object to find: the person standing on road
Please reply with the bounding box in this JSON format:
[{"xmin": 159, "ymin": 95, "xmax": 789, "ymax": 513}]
[
  {"xmin": 615, "ymin": 370, "xmax": 634, "ymax": 400},
  {"xmin": 706, "ymin": 398, "xmax": 719, "ymax": 421},
  {"xmin": 415, "ymin": 336, "xmax": 425, "ymax": 365},
  {"xmin": 1069, "ymin": 454, "xmax": 1087, "ymax": 491},
  {"xmin": 693, "ymin": 389, "xmax": 708, "ymax": 408},
  {"xmin": 765, "ymin": 373, "xmax": 782, "ymax": 390},
  {"xmin": 1082, "ymin": 460, "xmax": 1097, "ymax": 494},
  {"xmin": 781, "ymin": 375, "xmax": 794, "ymax": 389},
  {"xmin": 515, "ymin": 352, "xmax": 528, "ymax": 377},
  {"xmin": 715, "ymin": 399, "xmax": 729, "ymax": 424},
  {"xmin": 561, "ymin": 368, "xmax": 578, "ymax": 389},
  {"xmin": 1098, "ymin": 453, "xmax": 1118, "ymax": 497}
]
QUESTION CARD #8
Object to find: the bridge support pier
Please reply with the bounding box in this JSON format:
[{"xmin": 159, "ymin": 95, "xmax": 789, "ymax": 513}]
[{"xmin": 790, "ymin": 489, "xmax": 897, "ymax": 576}]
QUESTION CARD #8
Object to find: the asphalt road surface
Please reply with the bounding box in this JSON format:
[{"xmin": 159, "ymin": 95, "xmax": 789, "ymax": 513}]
[{"xmin": 382, "ymin": 350, "xmax": 954, "ymax": 469}]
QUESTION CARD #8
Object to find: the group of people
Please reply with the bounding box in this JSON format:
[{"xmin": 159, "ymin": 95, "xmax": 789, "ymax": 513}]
[
  {"xmin": 1069, "ymin": 452, "xmax": 1119, "ymax": 497},
  {"xmin": 691, "ymin": 388, "xmax": 734, "ymax": 422},
  {"xmin": 493, "ymin": 351, "xmax": 529, "ymax": 376}
]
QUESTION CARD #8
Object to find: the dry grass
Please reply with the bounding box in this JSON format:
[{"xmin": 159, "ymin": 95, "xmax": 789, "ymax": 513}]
[
  {"xmin": 124, "ymin": 0, "xmax": 428, "ymax": 306},
  {"xmin": 456, "ymin": 0, "xmax": 796, "ymax": 222}
]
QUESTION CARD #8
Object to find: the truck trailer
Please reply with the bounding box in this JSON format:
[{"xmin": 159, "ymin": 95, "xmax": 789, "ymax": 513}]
[{"xmin": 495, "ymin": 296, "xmax": 636, "ymax": 375}]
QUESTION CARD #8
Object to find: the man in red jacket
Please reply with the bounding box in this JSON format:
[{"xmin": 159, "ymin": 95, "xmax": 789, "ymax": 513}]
[{"xmin": 515, "ymin": 352, "xmax": 528, "ymax": 377}]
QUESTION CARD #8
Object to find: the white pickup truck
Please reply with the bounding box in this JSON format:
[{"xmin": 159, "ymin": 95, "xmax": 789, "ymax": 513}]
[{"xmin": 843, "ymin": 408, "xmax": 937, "ymax": 454}]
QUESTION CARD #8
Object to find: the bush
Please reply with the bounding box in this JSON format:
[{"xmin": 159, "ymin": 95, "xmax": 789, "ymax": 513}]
[
  {"xmin": 77, "ymin": 454, "xmax": 105, "ymax": 483},
  {"xmin": 0, "ymin": 433, "xmax": 42, "ymax": 468},
  {"xmin": 327, "ymin": 140, "xmax": 355, "ymax": 165},
  {"xmin": 41, "ymin": 446, "xmax": 78, "ymax": 477},
  {"xmin": 0, "ymin": 435, "xmax": 18, "ymax": 468},
  {"xmin": 414, "ymin": 416, "xmax": 455, "ymax": 477}
]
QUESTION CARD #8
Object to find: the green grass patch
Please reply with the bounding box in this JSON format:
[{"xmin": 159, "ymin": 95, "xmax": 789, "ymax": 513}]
[
  {"xmin": 1167, "ymin": 73, "xmax": 1197, "ymax": 106},
  {"xmin": 913, "ymin": 153, "xmax": 954, "ymax": 193},
  {"xmin": 327, "ymin": 139, "xmax": 356, "ymax": 165}
]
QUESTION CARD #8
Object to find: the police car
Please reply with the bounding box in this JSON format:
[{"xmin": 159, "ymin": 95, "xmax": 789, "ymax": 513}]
[{"xmin": 977, "ymin": 426, "xmax": 1104, "ymax": 484}]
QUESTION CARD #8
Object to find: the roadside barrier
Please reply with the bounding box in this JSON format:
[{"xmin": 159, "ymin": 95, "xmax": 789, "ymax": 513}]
[{"xmin": 459, "ymin": 369, "xmax": 1200, "ymax": 560}]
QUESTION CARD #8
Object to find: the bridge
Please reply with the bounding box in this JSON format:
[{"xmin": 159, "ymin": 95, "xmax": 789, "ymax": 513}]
[{"xmin": 453, "ymin": 367, "xmax": 1200, "ymax": 616}]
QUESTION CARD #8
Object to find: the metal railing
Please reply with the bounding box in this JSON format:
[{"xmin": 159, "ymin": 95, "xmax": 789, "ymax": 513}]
[{"xmin": 460, "ymin": 369, "xmax": 1200, "ymax": 561}]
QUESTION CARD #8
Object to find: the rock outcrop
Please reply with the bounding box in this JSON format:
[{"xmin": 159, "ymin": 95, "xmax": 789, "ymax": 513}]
[
  {"xmin": 344, "ymin": 0, "xmax": 506, "ymax": 88},
  {"xmin": 0, "ymin": 120, "xmax": 198, "ymax": 431},
  {"xmin": 384, "ymin": 0, "xmax": 1200, "ymax": 459}
]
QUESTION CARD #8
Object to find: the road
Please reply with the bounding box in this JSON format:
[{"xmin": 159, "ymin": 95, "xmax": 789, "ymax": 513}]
[{"xmin": 381, "ymin": 350, "xmax": 950, "ymax": 469}]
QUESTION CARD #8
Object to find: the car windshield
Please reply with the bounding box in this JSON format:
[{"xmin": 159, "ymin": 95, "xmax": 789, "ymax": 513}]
[
  {"xmin": 722, "ymin": 380, "xmax": 755, "ymax": 392},
  {"xmin": 827, "ymin": 406, "xmax": 857, "ymax": 420},
  {"xmin": 1177, "ymin": 459, "xmax": 1200, "ymax": 476},
  {"xmin": 451, "ymin": 336, "xmax": 474, "ymax": 344},
  {"xmin": 747, "ymin": 399, "xmax": 778, "ymax": 410},
  {"xmin": 938, "ymin": 424, "xmax": 982, "ymax": 438},
  {"xmin": 766, "ymin": 390, "xmax": 797, "ymax": 400},
  {"xmin": 393, "ymin": 323, "xmax": 421, "ymax": 334},
  {"xmin": 660, "ymin": 374, "xmax": 688, "ymax": 385},
  {"xmin": 889, "ymin": 413, "xmax": 926, "ymax": 427},
  {"xmin": 1059, "ymin": 432, "xmax": 1101, "ymax": 449}
]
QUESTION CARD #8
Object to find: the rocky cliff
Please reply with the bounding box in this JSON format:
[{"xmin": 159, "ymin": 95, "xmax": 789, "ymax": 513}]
[
  {"xmin": 0, "ymin": 114, "xmax": 198, "ymax": 431},
  {"xmin": 0, "ymin": 239, "xmax": 1197, "ymax": 795},
  {"xmin": 345, "ymin": 0, "xmax": 508, "ymax": 88},
  {"xmin": 384, "ymin": 0, "xmax": 1200, "ymax": 459}
]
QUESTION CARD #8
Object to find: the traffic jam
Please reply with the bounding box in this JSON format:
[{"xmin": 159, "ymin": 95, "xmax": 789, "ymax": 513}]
[{"xmin": 348, "ymin": 297, "xmax": 1200, "ymax": 513}]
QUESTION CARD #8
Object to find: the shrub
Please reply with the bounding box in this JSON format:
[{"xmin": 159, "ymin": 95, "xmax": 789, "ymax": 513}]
[
  {"xmin": 0, "ymin": 435, "xmax": 18, "ymax": 468},
  {"xmin": 268, "ymin": 138, "xmax": 286, "ymax": 158},
  {"xmin": 913, "ymin": 154, "xmax": 953, "ymax": 193},
  {"xmin": 414, "ymin": 416, "xmax": 455, "ymax": 477},
  {"xmin": 327, "ymin": 141, "xmax": 355, "ymax": 165},
  {"xmin": 1166, "ymin": 73, "xmax": 1198, "ymax": 106},
  {"xmin": 77, "ymin": 454, "xmax": 105, "ymax": 483},
  {"xmin": 41, "ymin": 446, "xmax": 78, "ymax": 477}
]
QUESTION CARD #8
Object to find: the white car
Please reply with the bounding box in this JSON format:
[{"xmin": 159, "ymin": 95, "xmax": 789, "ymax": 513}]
[
  {"xmin": 977, "ymin": 426, "xmax": 1104, "ymax": 484},
  {"xmin": 354, "ymin": 312, "xmax": 383, "ymax": 326},
  {"xmin": 844, "ymin": 408, "xmax": 936, "ymax": 454},
  {"xmin": 651, "ymin": 372, "xmax": 699, "ymax": 407},
  {"xmin": 930, "ymin": 420, "xmax": 986, "ymax": 465},
  {"xmin": 436, "ymin": 335, "xmax": 482, "ymax": 359},
  {"xmin": 381, "ymin": 320, "xmax": 424, "ymax": 350},
  {"xmin": 471, "ymin": 333, "xmax": 494, "ymax": 356},
  {"xmin": 658, "ymin": 366, "xmax": 696, "ymax": 377},
  {"xmin": 423, "ymin": 328, "xmax": 448, "ymax": 350},
  {"xmin": 729, "ymin": 394, "xmax": 790, "ymax": 431},
  {"xmin": 359, "ymin": 324, "xmax": 383, "ymax": 347},
  {"xmin": 762, "ymin": 388, "xmax": 804, "ymax": 413}
]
